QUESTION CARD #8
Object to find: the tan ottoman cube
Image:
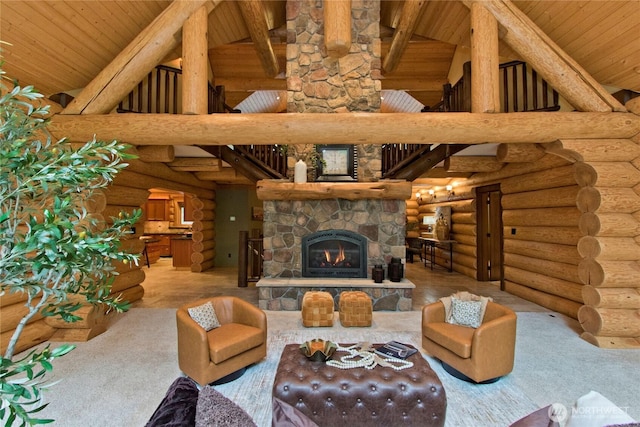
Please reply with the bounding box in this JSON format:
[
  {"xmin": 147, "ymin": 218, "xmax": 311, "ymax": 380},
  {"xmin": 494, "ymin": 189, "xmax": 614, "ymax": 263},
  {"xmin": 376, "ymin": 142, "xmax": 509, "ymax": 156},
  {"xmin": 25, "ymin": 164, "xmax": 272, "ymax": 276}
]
[
  {"xmin": 339, "ymin": 291, "xmax": 373, "ymax": 327},
  {"xmin": 301, "ymin": 291, "xmax": 334, "ymax": 327}
]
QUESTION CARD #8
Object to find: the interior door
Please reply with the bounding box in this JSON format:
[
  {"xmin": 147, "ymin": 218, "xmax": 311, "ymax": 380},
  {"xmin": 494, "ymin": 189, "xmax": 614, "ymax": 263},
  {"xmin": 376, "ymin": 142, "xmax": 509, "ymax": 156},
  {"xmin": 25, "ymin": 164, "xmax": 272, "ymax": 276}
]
[{"xmin": 476, "ymin": 184, "xmax": 503, "ymax": 282}]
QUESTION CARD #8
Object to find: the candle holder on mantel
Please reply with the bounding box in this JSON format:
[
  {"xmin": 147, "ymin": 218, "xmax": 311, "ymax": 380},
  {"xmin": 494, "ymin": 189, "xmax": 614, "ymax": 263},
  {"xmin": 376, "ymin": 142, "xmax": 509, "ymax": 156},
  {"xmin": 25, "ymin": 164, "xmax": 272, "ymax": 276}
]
[
  {"xmin": 372, "ymin": 265, "xmax": 384, "ymax": 283},
  {"xmin": 388, "ymin": 258, "xmax": 403, "ymax": 282}
]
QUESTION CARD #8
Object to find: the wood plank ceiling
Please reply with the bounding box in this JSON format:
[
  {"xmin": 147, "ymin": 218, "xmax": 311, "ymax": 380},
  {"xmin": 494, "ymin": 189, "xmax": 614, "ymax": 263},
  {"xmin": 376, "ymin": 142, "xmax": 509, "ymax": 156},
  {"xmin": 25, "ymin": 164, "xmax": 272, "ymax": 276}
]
[
  {"xmin": 1, "ymin": 0, "xmax": 639, "ymax": 183},
  {"xmin": 2, "ymin": 0, "xmax": 638, "ymax": 105}
]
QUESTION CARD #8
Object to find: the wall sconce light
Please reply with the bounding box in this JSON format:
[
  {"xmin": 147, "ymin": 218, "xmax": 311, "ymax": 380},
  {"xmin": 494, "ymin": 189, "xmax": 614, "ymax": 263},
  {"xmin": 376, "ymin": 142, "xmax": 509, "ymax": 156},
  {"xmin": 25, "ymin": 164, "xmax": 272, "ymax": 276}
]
[
  {"xmin": 428, "ymin": 189, "xmax": 436, "ymax": 201},
  {"xmin": 446, "ymin": 185, "xmax": 455, "ymax": 200},
  {"xmin": 415, "ymin": 192, "xmax": 422, "ymax": 203}
]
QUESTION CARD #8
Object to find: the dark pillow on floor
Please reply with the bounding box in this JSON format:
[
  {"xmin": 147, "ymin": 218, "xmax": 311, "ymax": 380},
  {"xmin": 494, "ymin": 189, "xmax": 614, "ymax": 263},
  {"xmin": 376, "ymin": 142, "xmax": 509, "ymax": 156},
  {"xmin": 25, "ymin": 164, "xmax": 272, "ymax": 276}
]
[
  {"xmin": 272, "ymin": 397, "xmax": 319, "ymax": 427},
  {"xmin": 509, "ymin": 405, "xmax": 560, "ymax": 427},
  {"xmin": 195, "ymin": 385, "xmax": 257, "ymax": 427},
  {"xmin": 146, "ymin": 377, "xmax": 199, "ymax": 427}
]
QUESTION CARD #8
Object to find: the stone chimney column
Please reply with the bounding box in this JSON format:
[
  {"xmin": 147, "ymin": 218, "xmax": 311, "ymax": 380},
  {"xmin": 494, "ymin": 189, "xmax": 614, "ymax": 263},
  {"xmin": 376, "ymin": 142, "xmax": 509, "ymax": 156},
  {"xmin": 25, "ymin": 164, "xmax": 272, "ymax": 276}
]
[{"xmin": 286, "ymin": 0, "xmax": 382, "ymax": 181}]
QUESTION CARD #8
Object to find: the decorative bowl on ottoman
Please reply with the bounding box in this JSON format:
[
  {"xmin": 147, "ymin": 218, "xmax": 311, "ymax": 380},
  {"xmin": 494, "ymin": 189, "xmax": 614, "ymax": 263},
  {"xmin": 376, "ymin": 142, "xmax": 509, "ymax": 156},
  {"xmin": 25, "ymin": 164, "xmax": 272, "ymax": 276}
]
[{"xmin": 300, "ymin": 339, "xmax": 337, "ymax": 362}]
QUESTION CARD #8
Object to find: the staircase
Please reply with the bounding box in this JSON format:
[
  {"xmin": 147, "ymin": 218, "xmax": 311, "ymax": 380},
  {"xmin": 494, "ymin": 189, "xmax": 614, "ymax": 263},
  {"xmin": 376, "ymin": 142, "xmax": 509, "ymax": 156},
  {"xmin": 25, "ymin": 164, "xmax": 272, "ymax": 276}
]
[
  {"xmin": 383, "ymin": 60, "xmax": 561, "ymax": 179},
  {"xmin": 114, "ymin": 62, "xmax": 561, "ymax": 182}
]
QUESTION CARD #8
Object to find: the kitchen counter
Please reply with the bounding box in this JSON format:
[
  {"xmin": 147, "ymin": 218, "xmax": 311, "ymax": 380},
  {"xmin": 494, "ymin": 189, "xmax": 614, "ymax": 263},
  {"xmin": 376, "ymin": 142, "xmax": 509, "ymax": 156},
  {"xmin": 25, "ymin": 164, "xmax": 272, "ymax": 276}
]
[{"xmin": 172, "ymin": 238, "xmax": 193, "ymax": 269}]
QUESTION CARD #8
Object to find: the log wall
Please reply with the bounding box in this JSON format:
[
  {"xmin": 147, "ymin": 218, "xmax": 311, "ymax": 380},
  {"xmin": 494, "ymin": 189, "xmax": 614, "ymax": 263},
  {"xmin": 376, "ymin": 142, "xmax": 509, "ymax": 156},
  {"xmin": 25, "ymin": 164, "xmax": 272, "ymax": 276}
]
[
  {"xmin": 412, "ymin": 192, "xmax": 478, "ymax": 277},
  {"xmin": 562, "ymin": 136, "xmax": 640, "ymax": 348},
  {"xmin": 412, "ymin": 136, "xmax": 640, "ymax": 348},
  {"xmin": 3, "ymin": 153, "xmax": 216, "ymax": 354},
  {"xmin": 190, "ymin": 196, "xmax": 217, "ymax": 272}
]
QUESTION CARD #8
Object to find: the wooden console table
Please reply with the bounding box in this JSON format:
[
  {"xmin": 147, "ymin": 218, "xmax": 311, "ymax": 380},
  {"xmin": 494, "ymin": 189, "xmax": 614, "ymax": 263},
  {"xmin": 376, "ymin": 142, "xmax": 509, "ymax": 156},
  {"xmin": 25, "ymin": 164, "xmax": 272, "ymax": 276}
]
[{"xmin": 419, "ymin": 238, "xmax": 456, "ymax": 272}]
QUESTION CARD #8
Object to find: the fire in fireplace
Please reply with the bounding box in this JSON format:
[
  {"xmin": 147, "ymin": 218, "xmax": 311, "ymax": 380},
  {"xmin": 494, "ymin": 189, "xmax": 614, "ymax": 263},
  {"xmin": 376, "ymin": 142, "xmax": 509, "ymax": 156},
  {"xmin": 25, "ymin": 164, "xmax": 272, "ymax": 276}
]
[{"xmin": 302, "ymin": 230, "xmax": 367, "ymax": 278}]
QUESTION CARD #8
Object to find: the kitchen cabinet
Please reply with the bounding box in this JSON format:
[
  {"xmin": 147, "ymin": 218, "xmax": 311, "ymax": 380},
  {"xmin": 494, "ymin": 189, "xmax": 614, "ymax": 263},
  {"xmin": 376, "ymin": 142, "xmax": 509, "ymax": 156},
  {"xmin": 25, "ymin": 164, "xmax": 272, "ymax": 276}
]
[
  {"xmin": 145, "ymin": 235, "xmax": 172, "ymax": 257},
  {"xmin": 145, "ymin": 199, "xmax": 169, "ymax": 221}
]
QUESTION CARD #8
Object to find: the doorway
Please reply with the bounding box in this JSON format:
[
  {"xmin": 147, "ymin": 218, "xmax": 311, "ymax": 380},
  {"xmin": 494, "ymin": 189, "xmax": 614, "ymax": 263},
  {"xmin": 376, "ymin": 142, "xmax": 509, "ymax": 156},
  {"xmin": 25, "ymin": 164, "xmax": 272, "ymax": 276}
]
[{"xmin": 476, "ymin": 184, "xmax": 503, "ymax": 283}]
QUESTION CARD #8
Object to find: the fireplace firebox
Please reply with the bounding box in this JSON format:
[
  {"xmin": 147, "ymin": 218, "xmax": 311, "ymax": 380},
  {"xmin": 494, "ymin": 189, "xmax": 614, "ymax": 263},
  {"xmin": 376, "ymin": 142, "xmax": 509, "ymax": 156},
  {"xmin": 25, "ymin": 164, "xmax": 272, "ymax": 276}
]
[{"xmin": 302, "ymin": 230, "xmax": 367, "ymax": 278}]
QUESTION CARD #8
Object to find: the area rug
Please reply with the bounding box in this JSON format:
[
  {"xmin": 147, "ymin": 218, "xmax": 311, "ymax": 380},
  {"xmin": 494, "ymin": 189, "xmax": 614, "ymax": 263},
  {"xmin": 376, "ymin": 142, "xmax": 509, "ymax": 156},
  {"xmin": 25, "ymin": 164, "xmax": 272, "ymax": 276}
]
[
  {"xmin": 214, "ymin": 329, "xmax": 538, "ymax": 427},
  {"xmin": 34, "ymin": 309, "xmax": 640, "ymax": 427}
]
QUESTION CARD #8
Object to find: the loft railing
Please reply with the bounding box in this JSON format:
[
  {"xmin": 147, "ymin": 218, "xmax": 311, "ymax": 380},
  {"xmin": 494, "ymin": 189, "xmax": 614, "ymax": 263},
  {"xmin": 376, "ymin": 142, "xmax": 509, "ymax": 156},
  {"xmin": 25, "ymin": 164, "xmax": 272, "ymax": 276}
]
[
  {"xmin": 383, "ymin": 61, "xmax": 561, "ymax": 176},
  {"xmin": 424, "ymin": 60, "xmax": 560, "ymax": 113},
  {"xmin": 117, "ymin": 65, "xmax": 234, "ymax": 114}
]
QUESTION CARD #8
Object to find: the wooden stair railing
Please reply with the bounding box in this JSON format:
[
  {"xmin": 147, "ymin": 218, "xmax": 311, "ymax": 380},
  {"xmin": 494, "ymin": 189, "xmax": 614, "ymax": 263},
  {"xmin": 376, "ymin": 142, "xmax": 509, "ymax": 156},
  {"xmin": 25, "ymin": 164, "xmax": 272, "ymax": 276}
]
[
  {"xmin": 196, "ymin": 145, "xmax": 287, "ymax": 183},
  {"xmin": 424, "ymin": 60, "xmax": 560, "ymax": 113},
  {"xmin": 117, "ymin": 65, "xmax": 236, "ymax": 114},
  {"xmin": 385, "ymin": 60, "xmax": 560, "ymax": 178}
]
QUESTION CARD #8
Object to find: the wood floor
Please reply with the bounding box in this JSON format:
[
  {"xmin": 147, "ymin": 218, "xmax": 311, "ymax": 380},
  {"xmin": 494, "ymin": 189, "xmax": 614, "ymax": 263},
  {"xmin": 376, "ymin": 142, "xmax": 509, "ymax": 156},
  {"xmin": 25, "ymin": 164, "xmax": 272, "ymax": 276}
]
[{"xmin": 133, "ymin": 257, "xmax": 548, "ymax": 313}]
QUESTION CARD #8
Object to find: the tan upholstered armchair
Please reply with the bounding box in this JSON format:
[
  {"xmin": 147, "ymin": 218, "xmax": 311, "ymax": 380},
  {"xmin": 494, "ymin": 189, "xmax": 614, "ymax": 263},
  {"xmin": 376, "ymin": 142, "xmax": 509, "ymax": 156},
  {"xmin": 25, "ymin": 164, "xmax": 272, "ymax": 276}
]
[
  {"xmin": 177, "ymin": 296, "xmax": 267, "ymax": 386},
  {"xmin": 422, "ymin": 300, "xmax": 516, "ymax": 383}
]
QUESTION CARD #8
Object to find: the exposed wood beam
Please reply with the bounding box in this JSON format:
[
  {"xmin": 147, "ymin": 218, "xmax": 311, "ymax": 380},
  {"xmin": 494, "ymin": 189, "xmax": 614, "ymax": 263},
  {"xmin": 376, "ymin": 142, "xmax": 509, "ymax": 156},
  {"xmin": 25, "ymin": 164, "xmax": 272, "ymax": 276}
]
[
  {"xmin": 465, "ymin": 0, "xmax": 625, "ymax": 112},
  {"xmin": 182, "ymin": 5, "xmax": 209, "ymax": 115},
  {"xmin": 470, "ymin": 1, "xmax": 500, "ymax": 113},
  {"xmin": 135, "ymin": 145, "xmax": 175, "ymax": 163},
  {"xmin": 48, "ymin": 112, "xmax": 640, "ymax": 146},
  {"xmin": 256, "ymin": 180, "xmax": 412, "ymax": 201},
  {"xmin": 237, "ymin": 0, "xmax": 279, "ymax": 78},
  {"xmin": 382, "ymin": 0, "xmax": 428, "ymax": 74},
  {"xmin": 167, "ymin": 158, "xmax": 222, "ymax": 172},
  {"xmin": 62, "ymin": 0, "xmax": 212, "ymax": 115},
  {"xmin": 444, "ymin": 156, "xmax": 504, "ymax": 173},
  {"xmin": 324, "ymin": 0, "xmax": 352, "ymax": 58},
  {"xmin": 194, "ymin": 170, "xmax": 254, "ymax": 184}
]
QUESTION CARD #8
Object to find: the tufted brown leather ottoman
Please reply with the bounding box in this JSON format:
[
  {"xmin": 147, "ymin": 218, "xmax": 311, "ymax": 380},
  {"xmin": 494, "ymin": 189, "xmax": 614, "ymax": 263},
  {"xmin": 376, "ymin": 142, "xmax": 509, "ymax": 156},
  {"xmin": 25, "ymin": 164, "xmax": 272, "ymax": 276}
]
[
  {"xmin": 339, "ymin": 291, "xmax": 372, "ymax": 327},
  {"xmin": 272, "ymin": 344, "xmax": 446, "ymax": 427},
  {"xmin": 301, "ymin": 291, "xmax": 334, "ymax": 327}
]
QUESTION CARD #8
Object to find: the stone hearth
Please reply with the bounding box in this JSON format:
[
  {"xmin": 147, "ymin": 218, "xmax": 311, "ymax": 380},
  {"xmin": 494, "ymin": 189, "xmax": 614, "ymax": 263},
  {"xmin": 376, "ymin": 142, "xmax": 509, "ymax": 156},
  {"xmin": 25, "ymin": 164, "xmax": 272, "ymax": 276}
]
[{"xmin": 257, "ymin": 277, "xmax": 414, "ymax": 311}]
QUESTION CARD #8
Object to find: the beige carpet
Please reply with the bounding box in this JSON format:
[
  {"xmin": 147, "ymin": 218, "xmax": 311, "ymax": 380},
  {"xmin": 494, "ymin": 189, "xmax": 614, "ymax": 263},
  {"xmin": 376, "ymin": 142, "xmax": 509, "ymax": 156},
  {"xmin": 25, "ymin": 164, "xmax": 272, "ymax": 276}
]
[{"xmin": 33, "ymin": 309, "xmax": 639, "ymax": 426}]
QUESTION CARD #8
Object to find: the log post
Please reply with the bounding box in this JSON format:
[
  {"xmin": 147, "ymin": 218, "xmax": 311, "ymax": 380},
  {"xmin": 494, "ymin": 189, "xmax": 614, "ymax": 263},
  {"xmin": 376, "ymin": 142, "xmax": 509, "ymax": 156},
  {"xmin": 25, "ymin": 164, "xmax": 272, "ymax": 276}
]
[
  {"xmin": 324, "ymin": 0, "xmax": 352, "ymax": 59},
  {"xmin": 62, "ymin": 0, "xmax": 210, "ymax": 114},
  {"xmin": 476, "ymin": 0, "xmax": 625, "ymax": 112},
  {"xmin": 470, "ymin": 1, "xmax": 500, "ymax": 113},
  {"xmin": 182, "ymin": 5, "xmax": 209, "ymax": 115}
]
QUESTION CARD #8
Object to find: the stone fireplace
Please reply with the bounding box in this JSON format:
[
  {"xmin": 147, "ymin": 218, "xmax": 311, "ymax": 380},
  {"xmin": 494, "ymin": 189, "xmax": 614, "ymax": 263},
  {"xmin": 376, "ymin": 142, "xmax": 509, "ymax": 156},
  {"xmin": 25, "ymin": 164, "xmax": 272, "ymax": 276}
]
[
  {"xmin": 262, "ymin": 199, "xmax": 406, "ymax": 279},
  {"xmin": 255, "ymin": 1, "xmax": 414, "ymax": 311},
  {"xmin": 302, "ymin": 229, "xmax": 367, "ymax": 278}
]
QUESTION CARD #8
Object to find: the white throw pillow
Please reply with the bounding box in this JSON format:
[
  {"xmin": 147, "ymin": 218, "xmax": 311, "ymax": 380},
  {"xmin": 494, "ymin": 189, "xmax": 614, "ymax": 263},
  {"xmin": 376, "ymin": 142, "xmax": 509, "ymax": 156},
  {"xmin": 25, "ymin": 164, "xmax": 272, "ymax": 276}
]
[
  {"xmin": 188, "ymin": 301, "xmax": 221, "ymax": 331},
  {"xmin": 446, "ymin": 296, "xmax": 483, "ymax": 328},
  {"xmin": 565, "ymin": 390, "xmax": 636, "ymax": 427}
]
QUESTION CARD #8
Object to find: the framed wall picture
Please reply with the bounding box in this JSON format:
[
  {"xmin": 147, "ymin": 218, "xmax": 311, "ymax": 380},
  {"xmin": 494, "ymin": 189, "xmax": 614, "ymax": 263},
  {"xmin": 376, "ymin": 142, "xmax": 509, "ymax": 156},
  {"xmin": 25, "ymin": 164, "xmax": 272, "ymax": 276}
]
[{"xmin": 315, "ymin": 144, "xmax": 356, "ymax": 181}]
